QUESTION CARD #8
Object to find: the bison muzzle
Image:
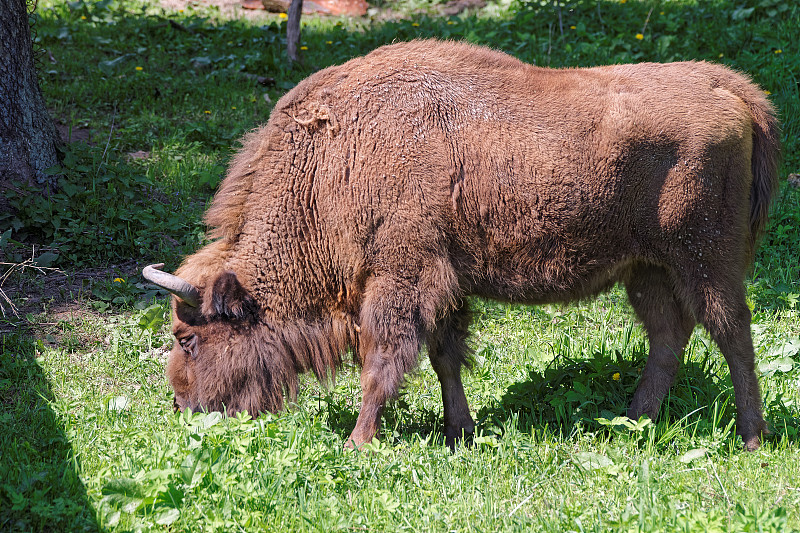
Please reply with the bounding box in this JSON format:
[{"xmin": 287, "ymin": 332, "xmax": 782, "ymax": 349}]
[{"xmin": 143, "ymin": 40, "xmax": 780, "ymax": 451}]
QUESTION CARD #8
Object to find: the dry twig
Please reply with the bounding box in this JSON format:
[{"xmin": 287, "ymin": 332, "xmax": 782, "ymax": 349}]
[{"xmin": 0, "ymin": 252, "xmax": 62, "ymax": 318}]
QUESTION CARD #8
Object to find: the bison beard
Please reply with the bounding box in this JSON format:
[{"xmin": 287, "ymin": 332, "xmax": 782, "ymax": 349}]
[{"xmin": 143, "ymin": 40, "xmax": 780, "ymax": 451}]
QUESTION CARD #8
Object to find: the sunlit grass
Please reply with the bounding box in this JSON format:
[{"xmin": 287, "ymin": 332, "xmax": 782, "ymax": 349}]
[
  {"xmin": 5, "ymin": 290, "xmax": 799, "ymax": 531},
  {"xmin": 2, "ymin": 0, "xmax": 799, "ymax": 531}
]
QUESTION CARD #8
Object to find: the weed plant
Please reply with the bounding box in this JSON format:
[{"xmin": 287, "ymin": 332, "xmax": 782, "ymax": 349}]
[{"xmin": 1, "ymin": 0, "xmax": 799, "ymax": 531}]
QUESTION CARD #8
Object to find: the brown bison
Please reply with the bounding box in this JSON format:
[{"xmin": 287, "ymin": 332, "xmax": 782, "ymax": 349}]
[{"xmin": 143, "ymin": 40, "xmax": 780, "ymax": 451}]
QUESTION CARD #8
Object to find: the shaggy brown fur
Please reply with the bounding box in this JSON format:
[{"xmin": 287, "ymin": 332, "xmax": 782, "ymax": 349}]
[{"xmin": 161, "ymin": 40, "xmax": 780, "ymax": 451}]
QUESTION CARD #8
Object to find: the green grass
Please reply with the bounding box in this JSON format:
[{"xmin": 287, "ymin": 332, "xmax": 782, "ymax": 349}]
[{"xmin": 2, "ymin": 0, "xmax": 800, "ymax": 531}]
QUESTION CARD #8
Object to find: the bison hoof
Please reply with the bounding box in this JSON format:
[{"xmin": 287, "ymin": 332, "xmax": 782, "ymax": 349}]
[
  {"xmin": 742, "ymin": 425, "xmax": 771, "ymax": 452},
  {"xmin": 739, "ymin": 418, "xmax": 770, "ymax": 451},
  {"xmin": 743, "ymin": 435, "xmax": 761, "ymax": 451},
  {"xmin": 444, "ymin": 425, "xmax": 475, "ymax": 450},
  {"xmin": 626, "ymin": 403, "xmax": 659, "ymax": 424},
  {"xmin": 344, "ymin": 432, "xmax": 378, "ymax": 450}
]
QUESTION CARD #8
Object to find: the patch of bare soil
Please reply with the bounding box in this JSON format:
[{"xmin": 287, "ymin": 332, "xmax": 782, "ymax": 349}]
[
  {"xmin": 55, "ymin": 122, "xmax": 93, "ymax": 145},
  {"xmin": 159, "ymin": 0, "xmax": 485, "ymax": 20},
  {"xmin": 0, "ymin": 259, "xmax": 142, "ymax": 332},
  {"xmin": 440, "ymin": 0, "xmax": 485, "ymax": 15},
  {"xmin": 160, "ymin": 0, "xmax": 274, "ymax": 18},
  {"xmin": 160, "ymin": 0, "xmax": 366, "ymax": 17}
]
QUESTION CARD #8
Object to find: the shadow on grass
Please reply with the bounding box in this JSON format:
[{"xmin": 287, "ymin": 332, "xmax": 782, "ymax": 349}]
[
  {"xmin": 0, "ymin": 332, "xmax": 100, "ymax": 532},
  {"xmin": 477, "ymin": 346, "xmax": 727, "ymax": 442},
  {"xmin": 318, "ymin": 340, "xmax": 800, "ymax": 449},
  {"xmin": 477, "ymin": 344, "xmax": 800, "ymax": 449},
  {"xmin": 763, "ymin": 393, "xmax": 800, "ymax": 447},
  {"xmin": 319, "ymin": 387, "xmax": 446, "ymax": 446}
]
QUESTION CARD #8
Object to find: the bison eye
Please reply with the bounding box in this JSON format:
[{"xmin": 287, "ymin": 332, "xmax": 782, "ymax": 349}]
[{"xmin": 179, "ymin": 334, "xmax": 198, "ymax": 357}]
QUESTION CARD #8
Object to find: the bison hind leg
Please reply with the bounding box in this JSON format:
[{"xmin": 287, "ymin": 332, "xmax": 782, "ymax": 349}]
[
  {"xmin": 427, "ymin": 301, "xmax": 475, "ymax": 449},
  {"xmin": 624, "ymin": 264, "xmax": 696, "ymax": 423},
  {"xmin": 695, "ymin": 282, "xmax": 767, "ymax": 451}
]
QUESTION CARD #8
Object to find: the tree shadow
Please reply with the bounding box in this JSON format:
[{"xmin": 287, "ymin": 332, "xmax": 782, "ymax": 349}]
[{"xmin": 0, "ymin": 332, "xmax": 100, "ymax": 532}]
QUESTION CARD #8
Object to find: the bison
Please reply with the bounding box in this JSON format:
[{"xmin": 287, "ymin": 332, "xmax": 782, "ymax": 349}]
[{"xmin": 143, "ymin": 40, "xmax": 780, "ymax": 451}]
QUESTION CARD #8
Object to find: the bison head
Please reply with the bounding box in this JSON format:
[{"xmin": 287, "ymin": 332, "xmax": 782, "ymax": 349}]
[{"xmin": 143, "ymin": 264, "xmax": 288, "ymax": 417}]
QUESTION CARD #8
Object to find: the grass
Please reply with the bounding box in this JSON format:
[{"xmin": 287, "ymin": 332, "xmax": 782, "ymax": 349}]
[{"xmin": 2, "ymin": 0, "xmax": 800, "ymax": 531}]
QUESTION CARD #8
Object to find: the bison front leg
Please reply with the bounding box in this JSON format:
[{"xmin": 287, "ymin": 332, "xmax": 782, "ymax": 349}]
[
  {"xmin": 346, "ymin": 341, "xmax": 417, "ymax": 448},
  {"xmin": 428, "ymin": 303, "xmax": 475, "ymax": 449},
  {"xmin": 345, "ymin": 276, "xmax": 425, "ymax": 449}
]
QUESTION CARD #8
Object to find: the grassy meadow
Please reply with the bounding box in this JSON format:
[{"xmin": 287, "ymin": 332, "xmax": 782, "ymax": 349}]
[{"xmin": 1, "ymin": 0, "xmax": 799, "ymax": 531}]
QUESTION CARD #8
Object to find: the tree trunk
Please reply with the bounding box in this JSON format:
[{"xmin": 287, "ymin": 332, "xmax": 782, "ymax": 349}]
[
  {"xmin": 0, "ymin": 0, "xmax": 61, "ymax": 204},
  {"xmin": 287, "ymin": 0, "xmax": 303, "ymax": 63}
]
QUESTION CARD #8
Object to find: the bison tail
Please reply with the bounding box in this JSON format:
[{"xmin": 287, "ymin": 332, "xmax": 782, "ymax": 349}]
[{"xmin": 745, "ymin": 88, "xmax": 781, "ymax": 248}]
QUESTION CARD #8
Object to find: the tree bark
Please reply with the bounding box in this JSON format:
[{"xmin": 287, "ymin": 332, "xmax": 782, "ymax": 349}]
[
  {"xmin": 287, "ymin": 0, "xmax": 303, "ymax": 63},
  {"xmin": 0, "ymin": 0, "xmax": 61, "ymax": 203}
]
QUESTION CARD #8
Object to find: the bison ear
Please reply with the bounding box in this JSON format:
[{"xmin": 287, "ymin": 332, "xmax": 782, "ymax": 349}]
[{"xmin": 203, "ymin": 271, "xmax": 258, "ymax": 321}]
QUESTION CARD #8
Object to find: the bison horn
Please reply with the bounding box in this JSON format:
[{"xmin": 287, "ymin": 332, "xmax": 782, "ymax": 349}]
[{"xmin": 142, "ymin": 263, "xmax": 200, "ymax": 307}]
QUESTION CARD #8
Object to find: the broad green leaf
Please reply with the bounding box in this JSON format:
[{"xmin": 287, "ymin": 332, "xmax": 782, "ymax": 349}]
[
  {"xmin": 474, "ymin": 435, "xmax": 500, "ymax": 448},
  {"xmin": 104, "ymin": 510, "xmax": 120, "ymax": 527},
  {"xmin": 138, "ymin": 304, "xmax": 165, "ymax": 332},
  {"xmin": 731, "ymin": 7, "xmax": 754, "ymax": 20},
  {"xmin": 101, "ymin": 477, "xmax": 146, "ymax": 513},
  {"xmin": 154, "ymin": 508, "xmax": 180, "ymax": 525},
  {"xmin": 190, "ymin": 56, "xmax": 212, "ymax": 69},
  {"xmin": 33, "ymin": 252, "xmax": 59, "ymax": 267},
  {"xmin": 680, "ymin": 448, "xmax": 708, "ymax": 463},
  {"xmin": 766, "ymin": 338, "xmax": 800, "ymax": 359},
  {"xmin": 180, "ymin": 449, "xmax": 211, "ymax": 488},
  {"xmin": 99, "ymin": 53, "xmax": 134, "ymax": 75},
  {"xmin": 758, "ymin": 357, "xmax": 796, "ymax": 376},
  {"xmin": 574, "ymin": 452, "xmax": 613, "ymax": 470}
]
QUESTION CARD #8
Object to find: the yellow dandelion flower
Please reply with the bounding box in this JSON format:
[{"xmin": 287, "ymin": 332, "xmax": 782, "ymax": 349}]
[
  {"xmin": 81, "ymin": 15, "xmax": 87, "ymax": 20},
  {"xmin": 659, "ymin": 11, "xmax": 664, "ymax": 15},
  {"xmin": 774, "ymin": 49, "xmax": 782, "ymax": 54},
  {"xmin": 231, "ymin": 106, "xmax": 237, "ymax": 110},
  {"xmin": 179, "ymin": 9, "xmax": 184, "ymax": 12},
  {"xmin": 719, "ymin": 53, "xmax": 724, "ymax": 58},
  {"xmin": 300, "ymin": 46, "xmax": 308, "ymax": 50},
  {"xmin": 326, "ymin": 40, "xmax": 333, "ymax": 44},
  {"xmin": 135, "ymin": 66, "xmax": 143, "ymax": 71},
  {"xmin": 764, "ymin": 90, "xmax": 772, "ymax": 95},
  {"xmin": 635, "ymin": 33, "xmax": 644, "ymax": 40},
  {"xmin": 114, "ymin": 278, "xmax": 125, "ymax": 283},
  {"xmin": 412, "ymin": 22, "xmax": 420, "ymax": 27},
  {"xmin": 204, "ymin": 110, "xmax": 211, "ymax": 114},
  {"xmin": 570, "ymin": 25, "xmax": 576, "ymax": 29},
  {"xmin": 620, "ymin": 0, "xmax": 626, "ymax": 3},
  {"xmin": 447, "ymin": 21, "xmax": 455, "ymax": 25},
  {"xmin": 279, "ymin": 12, "xmax": 287, "ymax": 19},
  {"xmin": 612, "ymin": 372, "xmax": 621, "ymax": 381}
]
